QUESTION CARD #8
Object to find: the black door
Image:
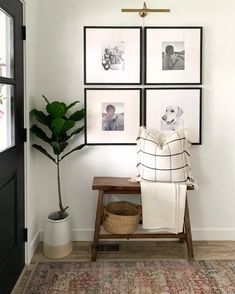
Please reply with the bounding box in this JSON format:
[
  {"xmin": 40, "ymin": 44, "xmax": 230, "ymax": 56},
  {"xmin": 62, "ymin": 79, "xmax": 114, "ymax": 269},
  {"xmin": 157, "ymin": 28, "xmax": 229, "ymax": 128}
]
[{"xmin": 0, "ymin": 0, "xmax": 24, "ymax": 293}]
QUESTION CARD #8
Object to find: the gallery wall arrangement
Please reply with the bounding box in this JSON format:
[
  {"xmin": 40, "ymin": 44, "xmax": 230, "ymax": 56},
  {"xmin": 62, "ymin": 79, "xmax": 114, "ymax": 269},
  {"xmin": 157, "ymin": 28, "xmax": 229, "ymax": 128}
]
[{"xmin": 84, "ymin": 26, "xmax": 203, "ymax": 146}]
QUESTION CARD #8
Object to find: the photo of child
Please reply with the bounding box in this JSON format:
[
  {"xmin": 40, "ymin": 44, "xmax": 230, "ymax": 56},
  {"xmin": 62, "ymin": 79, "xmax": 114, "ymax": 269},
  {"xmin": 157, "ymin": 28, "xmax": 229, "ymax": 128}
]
[
  {"xmin": 102, "ymin": 103, "xmax": 124, "ymax": 131},
  {"xmin": 101, "ymin": 41, "xmax": 125, "ymax": 71},
  {"xmin": 162, "ymin": 42, "xmax": 185, "ymax": 71}
]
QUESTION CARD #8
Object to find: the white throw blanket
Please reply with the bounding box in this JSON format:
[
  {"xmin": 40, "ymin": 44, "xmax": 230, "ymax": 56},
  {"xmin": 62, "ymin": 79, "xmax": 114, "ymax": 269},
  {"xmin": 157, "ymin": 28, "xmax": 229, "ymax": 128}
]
[{"xmin": 140, "ymin": 181, "xmax": 187, "ymax": 234}]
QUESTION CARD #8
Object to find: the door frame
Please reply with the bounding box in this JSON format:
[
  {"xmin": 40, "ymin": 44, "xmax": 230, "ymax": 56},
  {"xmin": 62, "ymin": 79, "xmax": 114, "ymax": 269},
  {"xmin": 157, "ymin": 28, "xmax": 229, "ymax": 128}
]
[
  {"xmin": 20, "ymin": 0, "xmax": 31, "ymax": 265},
  {"xmin": 20, "ymin": 0, "xmax": 41, "ymax": 266}
]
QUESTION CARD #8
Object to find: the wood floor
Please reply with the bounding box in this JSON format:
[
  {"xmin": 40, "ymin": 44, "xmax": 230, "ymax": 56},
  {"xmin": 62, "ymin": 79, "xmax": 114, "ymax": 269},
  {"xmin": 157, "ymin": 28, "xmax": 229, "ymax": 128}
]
[{"xmin": 12, "ymin": 241, "xmax": 235, "ymax": 293}]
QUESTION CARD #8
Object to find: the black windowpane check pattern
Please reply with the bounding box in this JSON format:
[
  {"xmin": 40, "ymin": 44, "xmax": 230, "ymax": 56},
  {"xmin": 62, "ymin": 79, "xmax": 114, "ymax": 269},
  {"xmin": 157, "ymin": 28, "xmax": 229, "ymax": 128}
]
[{"xmin": 136, "ymin": 127, "xmax": 192, "ymax": 183}]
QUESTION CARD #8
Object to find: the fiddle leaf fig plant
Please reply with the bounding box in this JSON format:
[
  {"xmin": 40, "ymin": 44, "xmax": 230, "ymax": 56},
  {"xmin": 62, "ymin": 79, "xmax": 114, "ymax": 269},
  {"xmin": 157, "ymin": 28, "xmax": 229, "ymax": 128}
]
[{"xmin": 30, "ymin": 95, "xmax": 85, "ymax": 219}]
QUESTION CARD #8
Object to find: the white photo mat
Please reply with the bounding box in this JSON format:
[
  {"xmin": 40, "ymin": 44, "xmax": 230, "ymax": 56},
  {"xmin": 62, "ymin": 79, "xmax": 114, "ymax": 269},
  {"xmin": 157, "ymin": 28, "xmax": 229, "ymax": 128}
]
[
  {"xmin": 145, "ymin": 88, "xmax": 202, "ymax": 144},
  {"xmin": 85, "ymin": 89, "xmax": 141, "ymax": 144},
  {"xmin": 84, "ymin": 27, "xmax": 142, "ymax": 84},
  {"xmin": 145, "ymin": 27, "xmax": 202, "ymax": 84}
]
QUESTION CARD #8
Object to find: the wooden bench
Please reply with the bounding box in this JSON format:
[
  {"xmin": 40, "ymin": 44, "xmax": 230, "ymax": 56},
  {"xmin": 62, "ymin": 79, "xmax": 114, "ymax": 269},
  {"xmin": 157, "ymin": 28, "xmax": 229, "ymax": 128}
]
[{"xmin": 92, "ymin": 176, "xmax": 194, "ymax": 262}]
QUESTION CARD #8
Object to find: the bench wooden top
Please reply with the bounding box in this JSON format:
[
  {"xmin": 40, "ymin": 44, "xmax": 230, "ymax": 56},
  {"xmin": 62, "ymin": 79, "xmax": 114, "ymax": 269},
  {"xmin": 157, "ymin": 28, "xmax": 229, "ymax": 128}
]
[{"xmin": 92, "ymin": 177, "xmax": 194, "ymax": 192}]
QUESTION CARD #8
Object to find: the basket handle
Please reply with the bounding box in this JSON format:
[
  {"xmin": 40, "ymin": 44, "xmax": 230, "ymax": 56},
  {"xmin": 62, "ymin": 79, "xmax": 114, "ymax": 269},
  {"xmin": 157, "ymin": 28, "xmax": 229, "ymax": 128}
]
[{"xmin": 136, "ymin": 205, "xmax": 142, "ymax": 221}]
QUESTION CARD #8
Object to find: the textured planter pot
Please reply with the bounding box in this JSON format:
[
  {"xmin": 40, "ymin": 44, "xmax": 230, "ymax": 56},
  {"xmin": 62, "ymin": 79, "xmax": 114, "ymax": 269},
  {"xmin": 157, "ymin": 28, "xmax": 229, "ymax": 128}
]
[{"xmin": 43, "ymin": 211, "xmax": 73, "ymax": 258}]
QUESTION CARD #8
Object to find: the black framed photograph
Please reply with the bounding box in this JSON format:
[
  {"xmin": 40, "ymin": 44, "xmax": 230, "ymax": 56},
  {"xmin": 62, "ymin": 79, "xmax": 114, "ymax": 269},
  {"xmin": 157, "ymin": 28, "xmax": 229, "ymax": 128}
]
[
  {"xmin": 145, "ymin": 27, "xmax": 202, "ymax": 85},
  {"xmin": 144, "ymin": 88, "xmax": 202, "ymax": 144},
  {"xmin": 84, "ymin": 26, "xmax": 142, "ymax": 85},
  {"xmin": 85, "ymin": 88, "xmax": 142, "ymax": 145}
]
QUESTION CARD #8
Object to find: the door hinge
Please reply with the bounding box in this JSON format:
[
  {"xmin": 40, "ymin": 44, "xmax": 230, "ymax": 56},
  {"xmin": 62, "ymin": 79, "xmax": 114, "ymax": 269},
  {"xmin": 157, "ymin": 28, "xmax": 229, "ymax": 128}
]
[
  {"xmin": 23, "ymin": 228, "xmax": 28, "ymax": 242},
  {"xmin": 23, "ymin": 128, "xmax": 27, "ymax": 142},
  {"xmin": 22, "ymin": 26, "xmax": 26, "ymax": 40}
]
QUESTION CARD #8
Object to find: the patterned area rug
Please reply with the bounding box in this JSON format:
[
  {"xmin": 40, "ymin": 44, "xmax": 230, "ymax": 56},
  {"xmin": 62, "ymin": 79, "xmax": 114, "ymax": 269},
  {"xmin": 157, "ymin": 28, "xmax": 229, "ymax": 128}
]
[{"xmin": 24, "ymin": 260, "xmax": 235, "ymax": 294}]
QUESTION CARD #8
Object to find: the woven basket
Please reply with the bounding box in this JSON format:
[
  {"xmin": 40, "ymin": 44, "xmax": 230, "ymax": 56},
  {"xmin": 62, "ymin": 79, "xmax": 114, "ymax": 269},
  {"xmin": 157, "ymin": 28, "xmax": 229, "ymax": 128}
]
[{"xmin": 103, "ymin": 201, "xmax": 141, "ymax": 235}]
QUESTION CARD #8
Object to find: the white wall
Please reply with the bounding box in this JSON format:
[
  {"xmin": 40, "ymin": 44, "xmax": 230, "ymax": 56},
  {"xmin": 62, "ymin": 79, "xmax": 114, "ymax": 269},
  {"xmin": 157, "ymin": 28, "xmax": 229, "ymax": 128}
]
[
  {"xmin": 24, "ymin": 0, "xmax": 42, "ymax": 263},
  {"xmin": 26, "ymin": 0, "xmax": 235, "ymax": 253}
]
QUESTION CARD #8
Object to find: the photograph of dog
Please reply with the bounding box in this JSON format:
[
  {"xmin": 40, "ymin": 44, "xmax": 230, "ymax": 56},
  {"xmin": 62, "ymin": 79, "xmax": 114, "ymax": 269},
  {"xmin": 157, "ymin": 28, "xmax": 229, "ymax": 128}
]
[{"xmin": 161, "ymin": 105, "xmax": 184, "ymax": 131}]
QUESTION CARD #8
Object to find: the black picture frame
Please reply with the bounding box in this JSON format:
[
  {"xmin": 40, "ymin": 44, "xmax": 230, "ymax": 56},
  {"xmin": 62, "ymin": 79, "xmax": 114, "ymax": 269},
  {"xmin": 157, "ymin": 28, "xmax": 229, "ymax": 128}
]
[
  {"xmin": 84, "ymin": 26, "xmax": 142, "ymax": 85},
  {"xmin": 144, "ymin": 88, "xmax": 202, "ymax": 145},
  {"xmin": 85, "ymin": 88, "xmax": 143, "ymax": 145},
  {"xmin": 144, "ymin": 27, "xmax": 203, "ymax": 85}
]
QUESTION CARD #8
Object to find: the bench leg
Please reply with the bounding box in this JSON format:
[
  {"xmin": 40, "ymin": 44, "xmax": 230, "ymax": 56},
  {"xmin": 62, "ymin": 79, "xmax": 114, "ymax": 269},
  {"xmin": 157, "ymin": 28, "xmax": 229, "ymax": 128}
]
[
  {"xmin": 91, "ymin": 190, "xmax": 104, "ymax": 262},
  {"xmin": 179, "ymin": 227, "xmax": 185, "ymax": 243},
  {"xmin": 184, "ymin": 195, "xmax": 194, "ymax": 260}
]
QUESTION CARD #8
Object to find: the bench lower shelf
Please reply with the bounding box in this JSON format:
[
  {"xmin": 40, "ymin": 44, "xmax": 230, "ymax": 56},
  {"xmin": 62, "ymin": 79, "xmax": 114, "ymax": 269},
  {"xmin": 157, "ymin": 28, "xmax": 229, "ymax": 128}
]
[{"xmin": 99, "ymin": 225, "xmax": 186, "ymax": 239}]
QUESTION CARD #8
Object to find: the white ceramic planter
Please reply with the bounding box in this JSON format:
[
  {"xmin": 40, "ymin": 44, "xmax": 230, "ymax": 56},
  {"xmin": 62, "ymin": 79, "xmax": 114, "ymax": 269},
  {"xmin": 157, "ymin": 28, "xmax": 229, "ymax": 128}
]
[{"xmin": 43, "ymin": 211, "xmax": 73, "ymax": 258}]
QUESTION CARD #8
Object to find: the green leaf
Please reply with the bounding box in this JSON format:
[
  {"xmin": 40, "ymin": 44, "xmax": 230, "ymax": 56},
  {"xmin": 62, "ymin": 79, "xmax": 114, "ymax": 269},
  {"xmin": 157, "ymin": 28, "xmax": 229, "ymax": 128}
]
[
  {"xmin": 32, "ymin": 144, "xmax": 56, "ymax": 163},
  {"xmin": 30, "ymin": 109, "xmax": 50, "ymax": 126},
  {"xmin": 50, "ymin": 141, "xmax": 68, "ymax": 155},
  {"xmin": 65, "ymin": 126, "xmax": 84, "ymax": 141},
  {"xmin": 69, "ymin": 109, "xmax": 85, "ymax": 121},
  {"xmin": 62, "ymin": 120, "xmax": 75, "ymax": 133},
  {"xmin": 46, "ymin": 102, "xmax": 66, "ymax": 118},
  {"xmin": 70, "ymin": 125, "xmax": 84, "ymax": 136},
  {"xmin": 50, "ymin": 118, "xmax": 65, "ymax": 137},
  {"xmin": 66, "ymin": 101, "xmax": 79, "ymax": 111},
  {"xmin": 60, "ymin": 144, "xmax": 86, "ymax": 161},
  {"xmin": 30, "ymin": 125, "xmax": 51, "ymax": 143},
  {"xmin": 42, "ymin": 95, "xmax": 50, "ymax": 104}
]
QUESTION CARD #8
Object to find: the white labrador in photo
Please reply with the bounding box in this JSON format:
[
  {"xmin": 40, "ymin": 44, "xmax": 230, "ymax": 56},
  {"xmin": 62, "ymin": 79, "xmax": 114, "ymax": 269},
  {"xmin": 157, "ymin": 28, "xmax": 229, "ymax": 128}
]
[{"xmin": 161, "ymin": 105, "xmax": 184, "ymax": 131}]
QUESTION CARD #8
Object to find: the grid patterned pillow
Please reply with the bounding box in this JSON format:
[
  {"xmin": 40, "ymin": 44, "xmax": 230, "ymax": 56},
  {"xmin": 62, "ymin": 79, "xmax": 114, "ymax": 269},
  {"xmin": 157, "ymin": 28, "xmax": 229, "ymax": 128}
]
[{"xmin": 136, "ymin": 127, "xmax": 192, "ymax": 183}]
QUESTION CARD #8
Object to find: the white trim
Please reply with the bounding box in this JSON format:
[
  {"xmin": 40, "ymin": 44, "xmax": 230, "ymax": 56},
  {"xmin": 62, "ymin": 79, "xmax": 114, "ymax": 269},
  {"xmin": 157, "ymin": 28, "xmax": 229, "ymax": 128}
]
[
  {"xmin": 192, "ymin": 228, "xmax": 235, "ymax": 241},
  {"xmin": 22, "ymin": 0, "xmax": 30, "ymax": 266},
  {"xmin": 39, "ymin": 230, "xmax": 43, "ymax": 241},
  {"xmin": 26, "ymin": 230, "xmax": 40, "ymax": 265},
  {"xmin": 39, "ymin": 228, "xmax": 235, "ymax": 242},
  {"xmin": 72, "ymin": 229, "xmax": 94, "ymax": 241}
]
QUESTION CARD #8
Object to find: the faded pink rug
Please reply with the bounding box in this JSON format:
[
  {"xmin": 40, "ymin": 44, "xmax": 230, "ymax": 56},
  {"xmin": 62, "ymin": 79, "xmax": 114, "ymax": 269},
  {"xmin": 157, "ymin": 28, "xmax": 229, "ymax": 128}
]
[{"xmin": 24, "ymin": 260, "xmax": 235, "ymax": 293}]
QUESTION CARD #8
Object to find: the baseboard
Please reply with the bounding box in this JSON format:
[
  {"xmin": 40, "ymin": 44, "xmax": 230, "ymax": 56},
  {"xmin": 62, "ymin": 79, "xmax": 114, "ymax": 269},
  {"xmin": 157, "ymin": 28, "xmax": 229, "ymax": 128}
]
[
  {"xmin": 26, "ymin": 230, "xmax": 40, "ymax": 265},
  {"xmin": 38, "ymin": 228, "xmax": 235, "ymax": 242},
  {"xmin": 192, "ymin": 228, "xmax": 235, "ymax": 241},
  {"xmin": 72, "ymin": 229, "xmax": 94, "ymax": 241}
]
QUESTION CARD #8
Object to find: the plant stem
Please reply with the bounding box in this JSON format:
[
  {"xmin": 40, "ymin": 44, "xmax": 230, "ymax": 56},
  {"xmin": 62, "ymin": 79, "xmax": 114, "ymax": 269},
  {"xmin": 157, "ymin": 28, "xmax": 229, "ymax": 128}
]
[{"xmin": 57, "ymin": 155, "xmax": 64, "ymax": 219}]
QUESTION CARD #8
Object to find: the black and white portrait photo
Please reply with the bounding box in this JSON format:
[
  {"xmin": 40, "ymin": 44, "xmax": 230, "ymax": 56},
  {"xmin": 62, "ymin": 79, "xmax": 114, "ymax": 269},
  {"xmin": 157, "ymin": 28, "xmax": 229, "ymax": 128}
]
[
  {"xmin": 161, "ymin": 105, "xmax": 184, "ymax": 131},
  {"xmin": 102, "ymin": 103, "xmax": 124, "ymax": 131},
  {"xmin": 102, "ymin": 42, "xmax": 125, "ymax": 71},
  {"xmin": 162, "ymin": 42, "xmax": 185, "ymax": 71}
]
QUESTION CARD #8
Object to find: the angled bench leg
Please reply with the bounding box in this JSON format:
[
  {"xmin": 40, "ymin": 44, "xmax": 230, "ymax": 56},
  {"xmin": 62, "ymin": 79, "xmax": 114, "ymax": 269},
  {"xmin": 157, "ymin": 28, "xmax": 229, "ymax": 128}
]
[
  {"xmin": 184, "ymin": 195, "xmax": 194, "ymax": 260},
  {"xmin": 179, "ymin": 225, "xmax": 185, "ymax": 243},
  {"xmin": 91, "ymin": 190, "xmax": 104, "ymax": 262}
]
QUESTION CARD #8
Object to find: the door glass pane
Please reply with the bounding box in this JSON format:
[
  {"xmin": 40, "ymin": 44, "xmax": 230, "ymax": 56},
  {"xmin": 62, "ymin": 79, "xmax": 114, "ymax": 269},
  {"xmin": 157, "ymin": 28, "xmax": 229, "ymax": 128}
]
[
  {"xmin": 0, "ymin": 84, "xmax": 14, "ymax": 152},
  {"xmin": 0, "ymin": 8, "xmax": 14, "ymax": 78}
]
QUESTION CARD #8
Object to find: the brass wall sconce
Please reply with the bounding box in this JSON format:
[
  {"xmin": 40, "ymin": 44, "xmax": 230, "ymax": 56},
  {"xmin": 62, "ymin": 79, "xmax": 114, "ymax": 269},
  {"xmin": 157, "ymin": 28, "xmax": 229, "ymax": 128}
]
[{"xmin": 122, "ymin": 2, "xmax": 171, "ymax": 18}]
